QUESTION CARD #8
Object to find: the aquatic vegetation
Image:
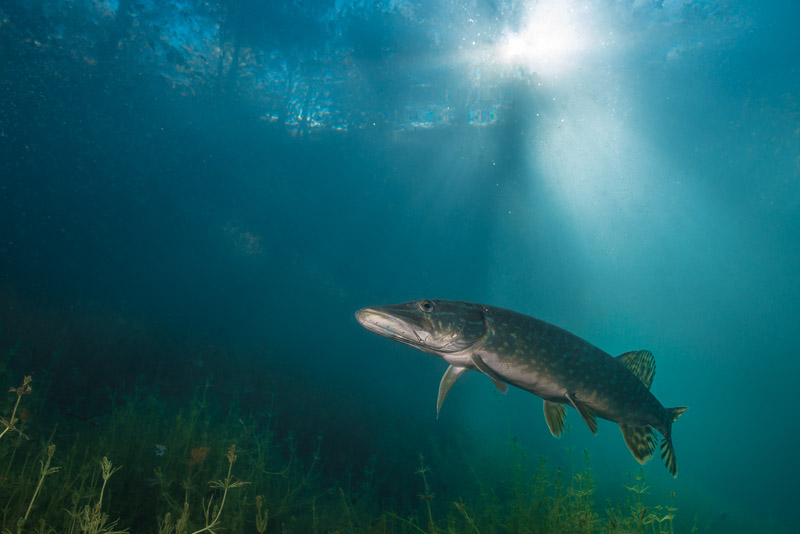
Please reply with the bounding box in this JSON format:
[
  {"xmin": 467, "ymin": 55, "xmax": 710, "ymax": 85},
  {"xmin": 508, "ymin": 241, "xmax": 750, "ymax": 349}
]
[
  {"xmin": 189, "ymin": 446, "xmax": 212, "ymax": 466},
  {"xmin": 0, "ymin": 375, "xmax": 32, "ymax": 441},
  {"xmin": 180, "ymin": 445, "xmax": 249, "ymax": 534},
  {"xmin": 15, "ymin": 444, "xmax": 59, "ymax": 533},
  {"xmin": 254, "ymin": 495, "xmax": 268, "ymax": 534},
  {"xmin": 416, "ymin": 455, "xmax": 437, "ymax": 534},
  {"xmin": 66, "ymin": 457, "xmax": 127, "ymax": 534},
  {"xmin": 0, "ymin": 366, "xmax": 706, "ymax": 533}
]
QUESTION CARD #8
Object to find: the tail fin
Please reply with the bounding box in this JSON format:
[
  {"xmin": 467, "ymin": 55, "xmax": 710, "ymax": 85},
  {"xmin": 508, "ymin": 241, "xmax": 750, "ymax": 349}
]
[{"xmin": 661, "ymin": 407, "xmax": 687, "ymax": 477}]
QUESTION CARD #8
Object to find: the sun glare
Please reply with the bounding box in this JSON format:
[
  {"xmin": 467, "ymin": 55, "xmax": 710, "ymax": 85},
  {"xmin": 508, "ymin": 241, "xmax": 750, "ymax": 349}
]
[{"xmin": 497, "ymin": 1, "xmax": 594, "ymax": 77}]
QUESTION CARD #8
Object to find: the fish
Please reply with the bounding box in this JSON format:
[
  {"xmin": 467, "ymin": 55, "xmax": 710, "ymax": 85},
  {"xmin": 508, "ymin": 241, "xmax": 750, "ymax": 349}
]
[{"xmin": 355, "ymin": 299, "xmax": 687, "ymax": 476}]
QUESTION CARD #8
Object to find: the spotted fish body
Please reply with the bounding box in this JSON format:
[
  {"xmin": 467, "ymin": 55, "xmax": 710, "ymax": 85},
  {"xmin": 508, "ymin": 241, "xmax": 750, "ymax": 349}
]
[{"xmin": 356, "ymin": 299, "xmax": 687, "ymax": 476}]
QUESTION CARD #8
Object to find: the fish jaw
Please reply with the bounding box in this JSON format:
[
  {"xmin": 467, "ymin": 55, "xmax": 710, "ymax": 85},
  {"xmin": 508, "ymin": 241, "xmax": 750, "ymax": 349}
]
[
  {"xmin": 355, "ymin": 299, "xmax": 489, "ymax": 357},
  {"xmin": 355, "ymin": 306, "xmax": 432, "ymax": 351}
]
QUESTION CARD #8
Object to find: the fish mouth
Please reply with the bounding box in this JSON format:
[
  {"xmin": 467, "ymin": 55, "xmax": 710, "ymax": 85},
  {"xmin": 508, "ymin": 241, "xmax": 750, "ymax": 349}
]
[{"xmin": 355, "ymin": 306, "xmax": 431, "ymax": 349}]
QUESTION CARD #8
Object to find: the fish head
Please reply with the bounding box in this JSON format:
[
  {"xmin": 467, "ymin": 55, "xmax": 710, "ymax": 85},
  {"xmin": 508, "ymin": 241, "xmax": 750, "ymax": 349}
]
[{"xmin": 355, "ymin": 299, "xmax": 488, "ymax": 356}]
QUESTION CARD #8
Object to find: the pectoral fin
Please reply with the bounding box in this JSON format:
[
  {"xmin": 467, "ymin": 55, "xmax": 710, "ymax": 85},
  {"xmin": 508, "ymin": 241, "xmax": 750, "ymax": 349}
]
[
  {"xmin": 619, "ymin": 424, "xmax": 657, "ymax": 464},
  {"xmin": 543, "ymin": 400, "xmax": 567, "ymax": 438},
  {"xmin": 470, "ymin": 354, "xmax": 509, "ymax": 394},
  {"xmin": 565, "ymin": 392, "xmax": 598, "ymax": 434},
  {"xmin": 437, "ymin": 365, "xmax": 466, "ymax": 419}
]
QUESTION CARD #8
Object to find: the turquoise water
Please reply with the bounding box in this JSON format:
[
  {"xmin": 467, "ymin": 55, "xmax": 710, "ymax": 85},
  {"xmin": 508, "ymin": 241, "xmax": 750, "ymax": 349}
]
[{"xmin": 1, "ymin": 1, "xmax": 797, "ymax": 532}]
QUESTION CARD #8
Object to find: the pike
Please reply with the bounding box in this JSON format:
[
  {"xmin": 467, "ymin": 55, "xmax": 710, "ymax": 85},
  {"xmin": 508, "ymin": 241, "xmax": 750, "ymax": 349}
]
[{"xmin": 355, "ymin": 299, "xmax": 687, "ymax": 476}]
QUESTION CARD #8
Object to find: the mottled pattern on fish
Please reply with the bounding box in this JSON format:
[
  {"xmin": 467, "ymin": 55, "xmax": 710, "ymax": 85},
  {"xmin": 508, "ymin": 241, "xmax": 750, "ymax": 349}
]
[
  {"xmin": 356, "ymin": 299, "xmax": 687, "ymax": 476},
  {"xmin": 479, "ymin": 311, "xmax": 661, "ymax": 426}
]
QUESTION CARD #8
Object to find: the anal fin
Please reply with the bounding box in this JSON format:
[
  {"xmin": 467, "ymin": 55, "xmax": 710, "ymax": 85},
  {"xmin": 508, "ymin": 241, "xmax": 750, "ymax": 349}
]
[
  {"xmin": 619, "ymin": 424, "xmax": 657, "ymax": 464},
  {"xmin": 470, "ymin": 354, "xmax": 509, "ymax": 394},
  {"xmin": 543, "ymin": 400, "xmax": 567, "ymax": 438},
  {"xmin": 437, "ymin": 365, "xmax": 466, "ymax": 419},
  {"xmin": 565, "ymin": 392, "xmax": 598, "ymax": 434}
]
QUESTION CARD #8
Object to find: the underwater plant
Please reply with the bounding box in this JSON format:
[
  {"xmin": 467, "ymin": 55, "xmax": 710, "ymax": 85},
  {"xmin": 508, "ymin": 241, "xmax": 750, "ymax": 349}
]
[
  {"xmin": 16, "ymin": 444, "xmax": 59, "ymax": 533},
  {"xmin": 0, "ymin": 358, "xmax": 714, "ymax": 534},
  {"xmin": 0, "ymin": 376, "xmax": 32, "ymax": 441},
  {"xmin": 66, "ymin": 456, "xmax": 127, "ymax": 534},
  {"xmin": 185, "ymin": 445, "xmax": 249, "ymax": 534}
]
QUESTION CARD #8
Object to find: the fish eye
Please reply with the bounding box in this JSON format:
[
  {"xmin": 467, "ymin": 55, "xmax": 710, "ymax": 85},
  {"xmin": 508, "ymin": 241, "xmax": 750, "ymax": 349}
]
[{"xmin": 418, "ymin": 300, "xmax": 435, "ymax": 313}]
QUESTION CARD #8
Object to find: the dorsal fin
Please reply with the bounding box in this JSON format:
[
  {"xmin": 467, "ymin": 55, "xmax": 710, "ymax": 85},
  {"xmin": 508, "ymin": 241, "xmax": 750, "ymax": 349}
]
[{"xmin": 616, "ymin": 350, "xmax": 656, "ymax": 389}]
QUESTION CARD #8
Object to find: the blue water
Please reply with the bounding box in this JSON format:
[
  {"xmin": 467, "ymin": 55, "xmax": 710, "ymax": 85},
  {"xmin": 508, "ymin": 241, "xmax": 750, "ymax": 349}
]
[{"xmin": 1, "ymin": 1, "xmax": 798, "ymax": 532}]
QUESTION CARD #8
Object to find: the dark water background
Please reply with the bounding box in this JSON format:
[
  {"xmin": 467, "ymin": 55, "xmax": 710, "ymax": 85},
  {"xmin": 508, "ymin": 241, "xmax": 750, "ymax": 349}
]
[{"xmin": 1, "ymin": 1, "xmax": 798, "ymax": 532}]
